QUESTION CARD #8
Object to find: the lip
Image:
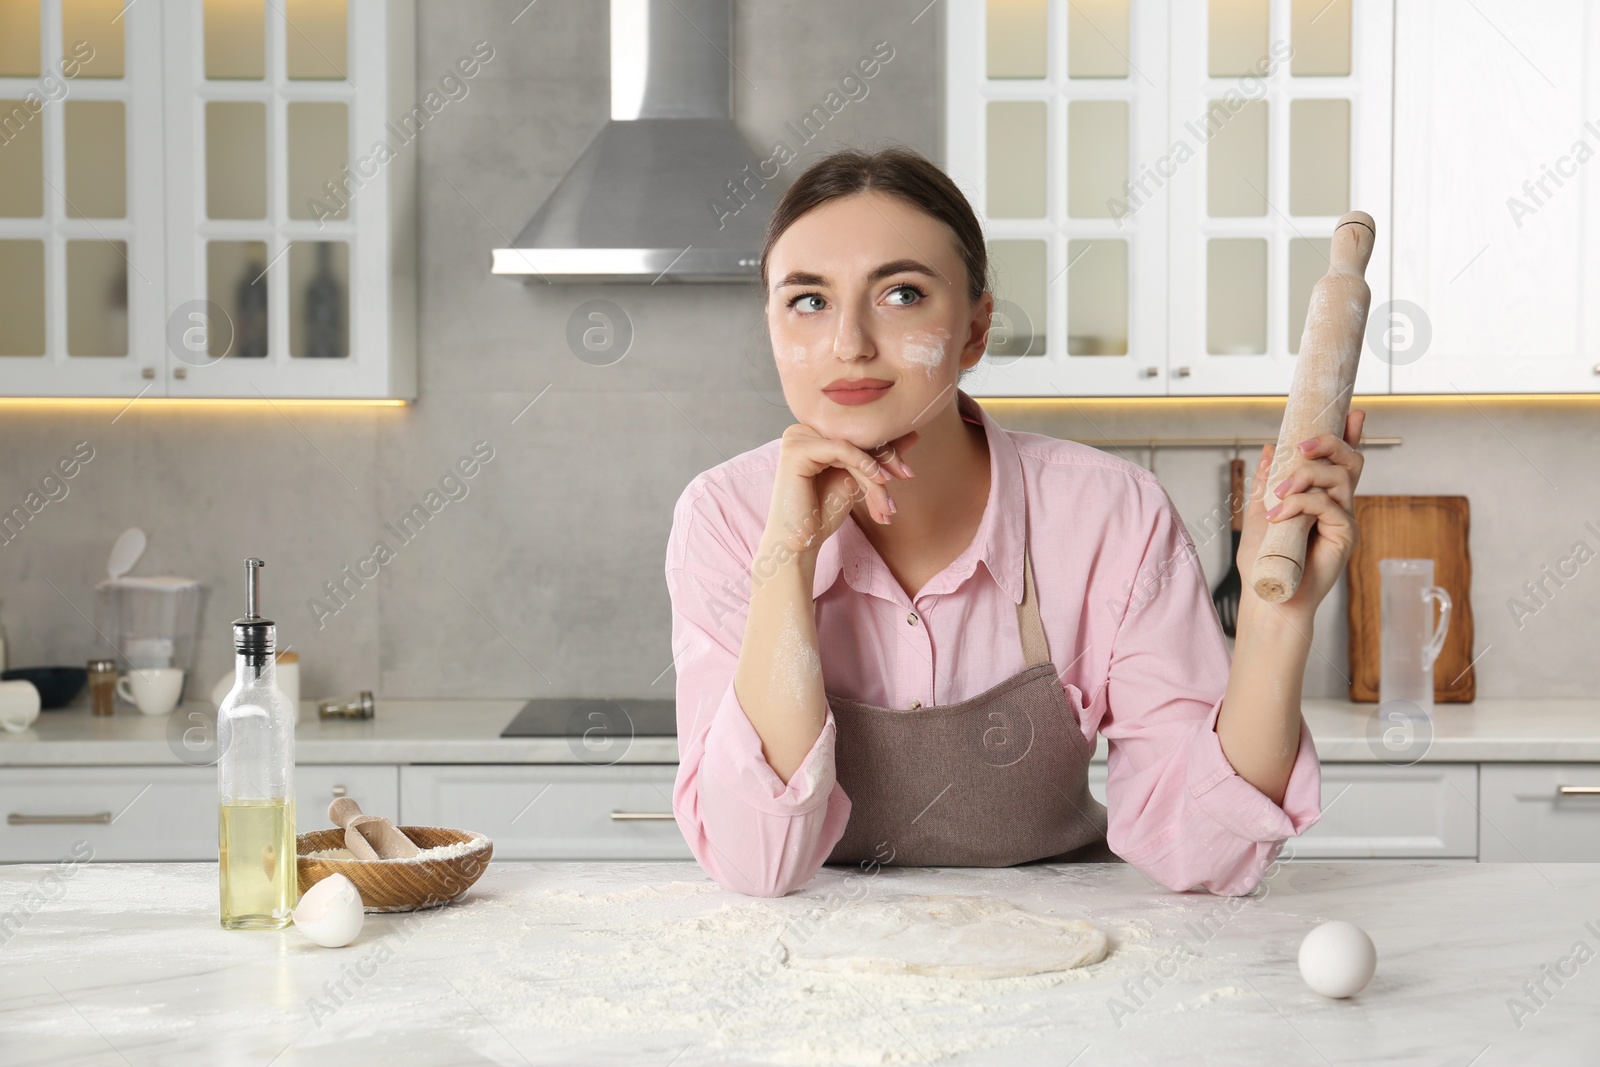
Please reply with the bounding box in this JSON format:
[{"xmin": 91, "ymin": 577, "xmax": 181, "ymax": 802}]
[{"xmin": 821, "ymin": 378, "xmax": 894, "ymax": 406}]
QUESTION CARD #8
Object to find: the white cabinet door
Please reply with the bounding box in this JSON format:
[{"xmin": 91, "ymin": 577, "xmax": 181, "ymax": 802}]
[
  {"xmin": 158, "ymin": 0, "xmax": 416, "ymax": 399},
  {"xmin": 0, "ymin": 3, "xmax": 166, "ymax": 396},
  {"xmin": 946, "ymin": 0, "xmax": 1171, "ymax": 397},
  {"xmin": 1391, "ymin": 0, "xmax": 1600, "ymax": 394},
  {"xmin": 295, "ymin": 764, "xmax": 400, "ymax": 831},
  {"xmin": 0, "ymin": 764, "xmax": 398, "ymax": 862},
  {"xmin": 1167, "ymin": 0, "xmax": 1393, "ymax": 396},
  {"xmin": 401, "ymin": 764, "xmax": 692, "ymax": 861},
  {"xmin": 1479, "ymin": 764, "xmax": 1600, "ymax": 862},
  {"xmin": 0, "ymin": 765, "xmax": 214, "ymax": 861},
  {"xmin": 1284, "ymin": 762, "xmax": 1479, "ymax": 858},
  {"xmin": 1091, "ymin": 760, "xmax": 1477, "ymax": 859}
]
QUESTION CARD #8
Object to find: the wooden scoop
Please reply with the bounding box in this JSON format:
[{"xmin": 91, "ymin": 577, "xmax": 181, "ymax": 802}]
[{"xmin": 328, "ymin": 796, "xmax": 420, "ymax": 859}]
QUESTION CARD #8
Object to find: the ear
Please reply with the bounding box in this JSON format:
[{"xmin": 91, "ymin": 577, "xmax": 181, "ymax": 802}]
[{"xmin": 960, "ymin": 291, "xmax": 997, "ymax": 370}]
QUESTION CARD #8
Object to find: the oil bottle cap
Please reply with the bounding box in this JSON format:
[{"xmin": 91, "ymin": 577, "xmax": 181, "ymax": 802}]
[{"xmin": 232, "ymin": 558, "xmax": 275, "ymax": 655}]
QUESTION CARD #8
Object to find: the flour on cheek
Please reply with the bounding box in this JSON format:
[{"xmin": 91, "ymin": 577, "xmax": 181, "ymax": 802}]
[
  {"xmin": 773, "ymin": 341, "xmax": 815, "ymax": 367},
  {"xmin": 900, "ymin": 328, "xmax": 952, "ymax": 378}
]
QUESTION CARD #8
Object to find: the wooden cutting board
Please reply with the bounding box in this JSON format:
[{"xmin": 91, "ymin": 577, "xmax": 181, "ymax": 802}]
[{"xmin": 1347, "ymin": 495, "xmax": 1475, "ymax": 702}]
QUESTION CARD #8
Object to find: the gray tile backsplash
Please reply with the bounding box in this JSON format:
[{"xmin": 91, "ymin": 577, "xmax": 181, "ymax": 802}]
[{"xmin": 0, "ymin": 1, "xmax": 1595, "ymax": 704}]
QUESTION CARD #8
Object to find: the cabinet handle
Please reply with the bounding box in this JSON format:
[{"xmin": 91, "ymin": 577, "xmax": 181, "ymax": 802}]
[
  {"xmin": 9, "ymin": 811, "xmax": 113, "ymax": 825},
  {"xmin": 331, "ymin": 785, "xmax": 347, "ymax": 798},
  {"xmin": 610, "ymin": 811, "xmax": 675, "ymax": 821},
  {"xmin": 1175, "ymin": 366, "xmax": 1192, "ymax": 377},
  {"xmin": 1557, "ymin": 785, "xmax": 1600, "ymax": 796},
  {"xmin": 1139, "ymin": 366, "xmax": 1158, "ymax": 378}
]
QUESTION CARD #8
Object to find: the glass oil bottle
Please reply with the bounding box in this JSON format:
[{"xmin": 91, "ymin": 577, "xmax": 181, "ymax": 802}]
[{"xmin": 217, "ymin": 558, "xmax": 297, "ymax": 929}]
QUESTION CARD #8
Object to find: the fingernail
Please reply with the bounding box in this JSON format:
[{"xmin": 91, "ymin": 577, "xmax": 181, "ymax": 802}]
[
  {"xmin": 887, "ymin": 497, "xmax": 898, "ymax": 515},
  {"xmin": 1298, "ymin": 438, "xmax": 1317, "ymax": 451},
  {"xmin": 1265, "ymin": 504, "xmax": 1282, "ymax": 519},
  {"xmin": 1274, "ymin": 478, "xmax": 1292, "ymax": 496},
  {"xmin": 900, "ymin": 461, "xmax": 915, "ymax": 477}
]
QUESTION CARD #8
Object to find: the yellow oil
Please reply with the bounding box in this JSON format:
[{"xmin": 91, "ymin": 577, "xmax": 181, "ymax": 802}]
[{"xmin": 218, "ymin": 798, "xmax": 297, "ymax": 929}]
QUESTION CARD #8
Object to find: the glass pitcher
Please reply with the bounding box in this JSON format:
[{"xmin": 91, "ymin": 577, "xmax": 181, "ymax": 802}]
[{"xmin": 1379, "ymin": 559, "xmax": 1452, "ymax": 715}]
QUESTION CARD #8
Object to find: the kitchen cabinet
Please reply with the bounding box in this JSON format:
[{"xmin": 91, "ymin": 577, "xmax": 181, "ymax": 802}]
[
  {"xmin": 1088, "ymin": 759, "xmax": 1478, "ymax": 859},
  {"xmin": 1390, "ymin": 0, "xmax": 1600, "ymax": 394},
  {"xmin": 0, "ymin": 763, "xmax": 397, "ymax": 862},
  {"xmin": 0, "ymin": 0, "xmax": 416, "ymax": 399},
  {"xmin": 399, "ymin": 764, "xmax": 693, "ymax": 861},
  {"xmin": 945, "ymin": 0, "xmax": 1393, "ymax": 397},
  {"xmin": 1478, "ymin": 763, "xmax": 1600, "ymax": 862},
  {"xmin": 947, "ymin": 0, "xmax": 1600, "ymax": 397}
]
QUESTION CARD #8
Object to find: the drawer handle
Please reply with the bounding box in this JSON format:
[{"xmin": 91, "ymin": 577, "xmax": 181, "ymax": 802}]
[
  {"xmin": 610, "ymin": 811, "xmax": 675, "ymax": 821},
  {"xmin": 9, "ymin": 812, "xmax": 114, "ymax": 825},
  {"xmin": 1557, "ymin": 785, "xmax": 1600, "ymax": 796}
]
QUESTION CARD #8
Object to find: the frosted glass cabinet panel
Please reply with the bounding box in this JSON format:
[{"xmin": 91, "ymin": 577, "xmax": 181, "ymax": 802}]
[
  {"xmin": 0, "ymin": 0, "xmax": 161, "ymax": 395},
  {"xmin": 947, "ymin": 0, "xmax": 1171, "ymax": 396},
  {"xmin": 951, "ymin": 0, "xmax": 1390, "ymax": 396},
  {"xmin": 0, "ymin": 0, "xmax": 415, "ymax": 397},
  {"xmin": 164, "ymin": 0, "xmax": 410, "ymax": 396},
  {"xmin": 1166, "ymin": 0, "xmax": 1392, "ymax": 396},
  {"xmin": 986, "ymin": 0, "xmax": 1047, "ymax": 79},
  {"xmin": 987, "ymin": 239, "xmax": 1049, "ymax": 358}
]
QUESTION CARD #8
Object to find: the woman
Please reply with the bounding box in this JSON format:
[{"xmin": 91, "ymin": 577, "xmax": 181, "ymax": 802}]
[{"xmin": 665, "ymin": 146, "xmax": 1364, "ymax": 898}]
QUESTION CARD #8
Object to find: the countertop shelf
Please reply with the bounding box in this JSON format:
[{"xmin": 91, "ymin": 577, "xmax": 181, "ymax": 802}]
[{"xmin": 2, "ymin": 697, "xmax": 1598, "ymax": 766}]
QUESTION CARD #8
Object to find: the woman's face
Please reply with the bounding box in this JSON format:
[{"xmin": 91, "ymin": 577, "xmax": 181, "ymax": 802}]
[{"xmin": 765, "ymin": 191, "xmax": 994, "ymax": 450}]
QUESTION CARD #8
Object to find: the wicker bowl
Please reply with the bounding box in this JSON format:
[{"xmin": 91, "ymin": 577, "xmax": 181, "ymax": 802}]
[{"xmin": 295, "ymin": 826, "xmax": 493, "ymax": 912}]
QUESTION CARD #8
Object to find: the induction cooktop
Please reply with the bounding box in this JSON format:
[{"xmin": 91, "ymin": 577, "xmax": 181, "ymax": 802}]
[{"xmin": 499, "ymin": 698, "xmax": 677, "ymax": 738}]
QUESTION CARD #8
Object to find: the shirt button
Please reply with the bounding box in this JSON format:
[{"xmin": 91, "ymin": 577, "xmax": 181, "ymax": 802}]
[
  {"xmin": 907, "ymin": 612, "xmax": 918, "ymax": 626},
  {"xmin": 909, "ymin": 699, "xmax": 922, "ymax": 710}
]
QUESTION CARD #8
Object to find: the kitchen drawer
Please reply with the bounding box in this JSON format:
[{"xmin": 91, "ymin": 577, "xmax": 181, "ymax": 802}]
[
  {"xmin": 297, "ymin": 765, "xmax": 399, "ymax": 829},
  {"xmin": 1088, "ymin": 762, "xmax": 1479, "ymax": 859},
  {"xmin": 400, "ymin": 765, "xmax": 691, "ymax": 860},
  {"xmin": 0, "ymin": 765, "xmax": 398, "ymax": 862},
  {"xmin": 1, "ymin": 766, "xmax": 214, "ymax": 862},
  {"xmin": 1479, "ymin": 764, "xmax": 1600, "ymax": 862},
  {"xmin": 1287, "ymin": 763, "xmax": 1478, "ymax": 859}
]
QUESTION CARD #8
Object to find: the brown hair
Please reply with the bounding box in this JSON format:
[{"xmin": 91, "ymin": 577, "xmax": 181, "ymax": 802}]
[{"xmin": 759, "ymin": 146, "xmax": 990, "ymax": 306}]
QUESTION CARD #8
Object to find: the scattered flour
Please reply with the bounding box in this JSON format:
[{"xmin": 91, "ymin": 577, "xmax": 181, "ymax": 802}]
[{"xmin": 428, "ymin": 881, "xmax": 1170, "ymax": 1066}]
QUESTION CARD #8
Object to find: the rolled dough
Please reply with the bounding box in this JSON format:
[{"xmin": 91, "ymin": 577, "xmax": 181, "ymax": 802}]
[{"xmin": 778, "ymin": 895, "xmax": 1108, "ymax": 979}]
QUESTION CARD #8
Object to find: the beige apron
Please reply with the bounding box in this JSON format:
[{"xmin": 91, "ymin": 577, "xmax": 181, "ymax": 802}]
[{"xmin": 824, "ymin": 525, "xmax": 1114, "ymax": 868}]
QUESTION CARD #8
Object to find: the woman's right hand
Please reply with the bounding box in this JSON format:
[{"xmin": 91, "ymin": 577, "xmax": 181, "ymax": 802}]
[{"xmin": 762, "ymin": 424, "xmax": 920, "ymax": 559}]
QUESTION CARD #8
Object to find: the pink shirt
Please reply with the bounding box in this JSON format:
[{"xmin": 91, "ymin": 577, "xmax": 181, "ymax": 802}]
[{"xmin": 665, "ymin": 388, "xmax": 1322, "ymax": 897}]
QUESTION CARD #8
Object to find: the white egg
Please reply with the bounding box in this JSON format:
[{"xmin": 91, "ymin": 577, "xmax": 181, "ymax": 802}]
[
  {"xmin": 293, "ymin": 872, "xmax": 365, "ymax": 948},
  {"xmin": 1298, "ymin": 919, "xmax": 1376, "ymax": 998}
]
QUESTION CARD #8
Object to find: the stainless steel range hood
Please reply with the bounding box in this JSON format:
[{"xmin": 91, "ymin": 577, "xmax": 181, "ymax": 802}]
[{"xmin": 491, "ymin": 0, "xmax": 772, "ymax": 284}]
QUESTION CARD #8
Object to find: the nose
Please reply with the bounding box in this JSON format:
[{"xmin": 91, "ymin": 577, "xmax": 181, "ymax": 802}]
[{"xmin": 830, "ymin": 298, "xmax": 874, "ymax": 363}]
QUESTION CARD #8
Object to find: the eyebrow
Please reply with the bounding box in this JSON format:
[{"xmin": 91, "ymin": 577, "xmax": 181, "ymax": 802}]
[{"xmin": 774, "ymin": 258, "xmax": 941, "ymax": 290}]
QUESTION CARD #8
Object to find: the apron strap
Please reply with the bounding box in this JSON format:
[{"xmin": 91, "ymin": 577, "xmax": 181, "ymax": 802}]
[{"xmin": 1016, "ymin": 548, "xmax": 1052, "ymax": 668}]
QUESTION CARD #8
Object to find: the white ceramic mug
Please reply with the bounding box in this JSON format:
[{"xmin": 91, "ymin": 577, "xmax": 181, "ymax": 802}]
[
  {"xmin": 116, "ymin": 667, "xmax": 185, "ymax": 716},
  {"xmin": 0, "ymin": 680, "xmax": 41, "ymax": 733}
]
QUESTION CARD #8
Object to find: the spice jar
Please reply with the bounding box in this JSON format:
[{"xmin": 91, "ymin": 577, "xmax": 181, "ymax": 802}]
[
  {"xmin": 87, "ymin": 658, "xmax": 117, "ymax": 716},
  {"xmin": 318, "ymin": 691, "xmax": 374, "ymax": 720}
]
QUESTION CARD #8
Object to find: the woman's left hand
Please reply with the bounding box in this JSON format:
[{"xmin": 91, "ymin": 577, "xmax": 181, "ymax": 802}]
[{"xmin": 1236, "ymin": 408, "xmax": 1367, "ymax": 622}]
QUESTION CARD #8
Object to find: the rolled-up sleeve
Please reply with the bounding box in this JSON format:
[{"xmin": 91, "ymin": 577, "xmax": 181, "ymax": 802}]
[
  {"xmin": 665, "ymin": 486, "xmax": 851, "ymax": 897},
  {"xmin": 1098, "ymin": 481, "xmax": 1323, "ymax": 896}
]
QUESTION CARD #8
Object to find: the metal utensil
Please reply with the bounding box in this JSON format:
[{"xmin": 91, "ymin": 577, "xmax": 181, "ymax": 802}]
[{"xmin": 1211, "ymin": 458, "xmax": 1246, "ymax": 637}]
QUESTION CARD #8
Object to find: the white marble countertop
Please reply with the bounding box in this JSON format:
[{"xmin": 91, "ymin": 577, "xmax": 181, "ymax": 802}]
[
  {"xmin": 2, "ymin": 858, "xmax": 1595, "ymax": 1065},
  {"xmin": 3, "ymin": 697, "xmax": 1600, "ymax": 766}
]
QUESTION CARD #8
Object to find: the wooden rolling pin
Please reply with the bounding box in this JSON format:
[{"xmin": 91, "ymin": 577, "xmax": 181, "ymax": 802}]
[
  {"xmin": 1251, "ymin": 209, "xmax": 1376, "ymax": 604},
  {"xmin": 329, "ymin": 796, "xmax": 420, "ymax": 860}
]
